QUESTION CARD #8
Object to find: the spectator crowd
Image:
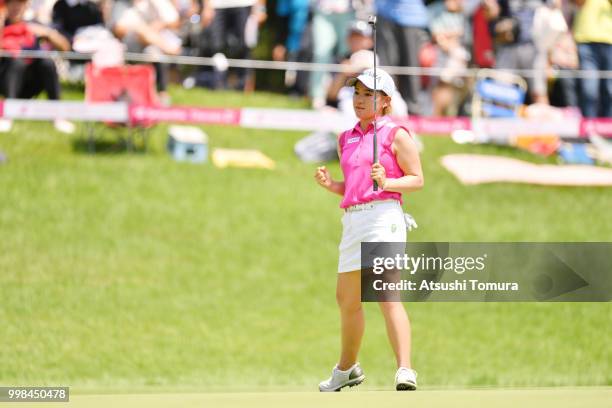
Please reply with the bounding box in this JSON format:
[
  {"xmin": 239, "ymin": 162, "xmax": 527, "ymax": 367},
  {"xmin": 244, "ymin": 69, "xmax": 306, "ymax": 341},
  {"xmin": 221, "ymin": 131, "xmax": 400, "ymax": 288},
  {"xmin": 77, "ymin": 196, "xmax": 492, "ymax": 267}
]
[{"xmin": 0, "ymin": 0, "xmax": 610, "ymax": 134}]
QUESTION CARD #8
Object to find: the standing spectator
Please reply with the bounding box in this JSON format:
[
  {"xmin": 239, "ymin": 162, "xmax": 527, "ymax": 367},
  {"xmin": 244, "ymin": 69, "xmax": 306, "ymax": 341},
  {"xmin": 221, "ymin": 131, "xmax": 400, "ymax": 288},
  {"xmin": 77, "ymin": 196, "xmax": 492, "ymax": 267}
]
[
  {"xmin": 271, "ymin": 0, "xmax": 310, "ymax": 94},
  {"xmin": 309, "ymin": 0, "xmax": 354, "ymax": 109},
  {"xmin": 549, "ymin": 0, "xmax": 579, "ymax": 108},
  {"xmin": 197, "ymin": 0, "xmax": 267, "ymax": 90},
  {"xmin": 272, "ymin": 0, "xmax": 309, "ymax": 63},
  {"xmin": 485, "ymin": 0, "xmax": 549, "ymax": 104},
  {"xmin": 533, "ymin": 0, "xmax": 578, "ymax": 108},
  {"xmin": 548, "ymin": 28, "xmax": 579, "ymax": 107},
  {"xmin": 572, "ymin": 0, "xmax": 611, "ymax": 117},
  {"xmin": 472, "ymin": 1, "xmax": 495, "ymax": 67},
  {"xmin": 375, "ymin": 0, "xmax": 429, "ymax": 115},
  {"xmin": 0, "ymin": 0, "xmax": 74, "ymax": 133},
  {"xmin": 429, "ymin": 0, "xmax": 470, "ymax": 116}
]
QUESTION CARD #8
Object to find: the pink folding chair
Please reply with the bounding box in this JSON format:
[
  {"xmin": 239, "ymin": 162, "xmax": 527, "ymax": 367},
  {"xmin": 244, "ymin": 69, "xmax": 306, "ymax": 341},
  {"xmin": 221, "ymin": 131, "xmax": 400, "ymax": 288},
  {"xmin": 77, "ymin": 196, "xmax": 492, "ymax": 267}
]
[{"xmin": 84, "ymin": 64, "xmax": 159, "ymax": 152}]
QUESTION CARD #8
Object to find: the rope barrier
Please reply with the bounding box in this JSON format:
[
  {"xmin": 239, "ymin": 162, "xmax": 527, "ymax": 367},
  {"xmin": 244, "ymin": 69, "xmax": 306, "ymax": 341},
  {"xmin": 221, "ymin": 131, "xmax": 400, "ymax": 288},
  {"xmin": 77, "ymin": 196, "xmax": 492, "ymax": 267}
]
[{"xmin": 1, "ymin": 49, "xmax": 612, "ymax": 80}]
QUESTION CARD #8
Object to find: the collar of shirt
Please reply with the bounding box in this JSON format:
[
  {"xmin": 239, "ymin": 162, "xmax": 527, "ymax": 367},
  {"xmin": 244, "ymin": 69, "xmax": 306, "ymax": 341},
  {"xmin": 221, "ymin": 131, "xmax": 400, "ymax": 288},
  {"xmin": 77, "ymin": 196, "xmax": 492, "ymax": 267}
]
[{"xmin": 351, "ymin": 116, "xmax": 391, "ymax": 137}]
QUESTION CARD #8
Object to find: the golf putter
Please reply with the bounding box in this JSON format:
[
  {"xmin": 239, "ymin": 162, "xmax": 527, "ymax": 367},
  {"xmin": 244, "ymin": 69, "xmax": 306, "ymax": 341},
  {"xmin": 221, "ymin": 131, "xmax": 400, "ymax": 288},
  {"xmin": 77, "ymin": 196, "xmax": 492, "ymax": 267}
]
[{"xmin": 368, "ymin": 15, "xmax": 379, "ymax": 191}]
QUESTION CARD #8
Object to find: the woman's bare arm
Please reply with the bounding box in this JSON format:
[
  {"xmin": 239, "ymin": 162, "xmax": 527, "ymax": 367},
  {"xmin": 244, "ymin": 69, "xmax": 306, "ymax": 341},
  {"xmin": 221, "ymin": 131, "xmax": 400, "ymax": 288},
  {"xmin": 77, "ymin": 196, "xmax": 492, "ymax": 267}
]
[{"xmin": 383, "ymin": 129, "xmax": 424, "ymax": 194}]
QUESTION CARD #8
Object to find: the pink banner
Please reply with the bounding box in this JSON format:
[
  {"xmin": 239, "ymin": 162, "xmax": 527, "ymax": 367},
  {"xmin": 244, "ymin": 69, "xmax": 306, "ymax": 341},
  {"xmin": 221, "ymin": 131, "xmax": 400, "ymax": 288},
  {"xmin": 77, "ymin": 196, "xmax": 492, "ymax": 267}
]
[
  {"xmin": 129, "ymin": 105, "xmax": 241, "ymax": 126},
  {"xmin": 581, "ymin": 118, "xmax": 612, "ymax": 137},
  {"xmin": 393, "ymin": 116, "xmax": 472, "ymax": 135},
  {"xmin": 3, "ymin": 99, "xmax": 610, "ymax": 137}
]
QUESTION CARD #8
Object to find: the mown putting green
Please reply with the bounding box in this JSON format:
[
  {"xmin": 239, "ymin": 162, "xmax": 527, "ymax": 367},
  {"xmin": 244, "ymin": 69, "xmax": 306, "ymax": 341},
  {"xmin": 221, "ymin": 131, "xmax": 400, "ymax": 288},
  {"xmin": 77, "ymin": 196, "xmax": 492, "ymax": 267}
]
[
  {"xmin": 4, "ymin": 388, "xmax": 611, "ymax": 408},
  {"xmin": 0, "ymin": 87, "xmax": 610, "ymax": 391}
]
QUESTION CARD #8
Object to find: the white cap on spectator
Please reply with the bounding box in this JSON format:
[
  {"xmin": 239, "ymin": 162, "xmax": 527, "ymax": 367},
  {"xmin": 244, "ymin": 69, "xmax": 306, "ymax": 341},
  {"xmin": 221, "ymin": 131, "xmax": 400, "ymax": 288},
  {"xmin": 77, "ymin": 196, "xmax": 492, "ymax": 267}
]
[
  {"xmin": 348, "ymin": 50, "xmax": 377, "ymax": 72},
  {"xmin": 349, "ymin": 20, "xmax": 373, "ymax": 37},
  {"xmin": 346, "ymin": 68, "xmax": 396, "ymax": 97}
]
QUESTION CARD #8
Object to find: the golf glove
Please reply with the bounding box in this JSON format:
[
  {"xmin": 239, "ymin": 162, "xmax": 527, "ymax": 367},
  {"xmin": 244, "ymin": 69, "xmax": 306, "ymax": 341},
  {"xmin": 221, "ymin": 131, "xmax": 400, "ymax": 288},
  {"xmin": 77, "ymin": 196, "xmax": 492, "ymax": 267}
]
[{"xmin": 404, "ymin": 213, "xmax": 418, "ymax": 231}]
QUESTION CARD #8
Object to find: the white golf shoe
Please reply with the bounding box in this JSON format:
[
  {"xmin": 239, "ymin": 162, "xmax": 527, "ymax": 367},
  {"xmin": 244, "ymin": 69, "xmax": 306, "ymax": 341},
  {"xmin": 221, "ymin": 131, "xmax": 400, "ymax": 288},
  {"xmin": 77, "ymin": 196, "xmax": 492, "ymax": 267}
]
[
  {"xmin": 395, "ymin": 367, "xmax": 417, "ymax": 391},
  {"xmin": 319, "ymin": 363, "xmax": 365, "ymax": 392}
]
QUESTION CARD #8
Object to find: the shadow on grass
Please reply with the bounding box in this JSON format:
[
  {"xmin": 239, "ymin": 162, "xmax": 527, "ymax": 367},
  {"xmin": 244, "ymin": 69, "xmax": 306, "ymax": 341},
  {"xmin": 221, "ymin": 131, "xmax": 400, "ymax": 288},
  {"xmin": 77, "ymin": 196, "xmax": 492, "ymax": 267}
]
[{"xmin": 71, "ymin": 123, "xmax": 152, "ymax": 154}]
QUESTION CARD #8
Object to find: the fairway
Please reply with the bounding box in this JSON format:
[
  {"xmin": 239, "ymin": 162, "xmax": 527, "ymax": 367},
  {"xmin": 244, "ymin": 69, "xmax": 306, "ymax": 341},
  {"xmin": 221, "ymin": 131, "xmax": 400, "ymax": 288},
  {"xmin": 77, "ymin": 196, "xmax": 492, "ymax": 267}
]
[
  {"xmin": 1, "ymin": 87, "xmax": 610, "ymax": 393},
  {"xmin": 3, "ymin": 388, "xmax": 612, "ymax": 408}
]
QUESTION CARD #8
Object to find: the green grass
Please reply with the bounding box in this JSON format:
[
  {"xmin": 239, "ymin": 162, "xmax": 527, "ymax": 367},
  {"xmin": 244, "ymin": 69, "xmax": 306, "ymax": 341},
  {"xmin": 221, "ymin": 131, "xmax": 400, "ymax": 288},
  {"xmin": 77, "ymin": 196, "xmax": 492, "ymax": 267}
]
[
  {"xmin": 0, "ymin": 87, "xmax": 610, "ymax": 392},
  {"xmin": 4, "ymin": 388, "xmax": 612, "ymax": 408}
]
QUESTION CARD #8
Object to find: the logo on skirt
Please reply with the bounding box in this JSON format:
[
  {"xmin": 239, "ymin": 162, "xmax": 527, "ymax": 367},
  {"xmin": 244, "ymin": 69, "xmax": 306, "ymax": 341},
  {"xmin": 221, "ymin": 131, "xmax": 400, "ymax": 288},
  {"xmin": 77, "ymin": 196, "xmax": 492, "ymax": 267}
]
[{"xmin": 391, "ymin": 224, "xmax": 397, "ymax": 233}]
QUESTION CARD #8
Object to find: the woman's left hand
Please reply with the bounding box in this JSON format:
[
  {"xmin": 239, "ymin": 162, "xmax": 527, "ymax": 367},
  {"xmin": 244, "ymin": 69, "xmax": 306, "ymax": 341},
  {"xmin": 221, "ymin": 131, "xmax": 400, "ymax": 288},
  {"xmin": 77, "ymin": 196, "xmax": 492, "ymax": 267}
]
[{"xmin": 371, "ymin": 163, "xmax": 387, "ymax": 190}]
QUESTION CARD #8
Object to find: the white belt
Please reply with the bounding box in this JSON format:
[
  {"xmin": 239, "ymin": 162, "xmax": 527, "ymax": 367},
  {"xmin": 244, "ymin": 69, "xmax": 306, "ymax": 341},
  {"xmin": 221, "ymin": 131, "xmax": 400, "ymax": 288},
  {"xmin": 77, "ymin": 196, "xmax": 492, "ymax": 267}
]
[
  {"xmin": 344, "ymin": 199, "xmax": 397, "ymax": 213},
  {"xmin": 343, "ymin": 201, "xmax": 419, "ymax": 231}
]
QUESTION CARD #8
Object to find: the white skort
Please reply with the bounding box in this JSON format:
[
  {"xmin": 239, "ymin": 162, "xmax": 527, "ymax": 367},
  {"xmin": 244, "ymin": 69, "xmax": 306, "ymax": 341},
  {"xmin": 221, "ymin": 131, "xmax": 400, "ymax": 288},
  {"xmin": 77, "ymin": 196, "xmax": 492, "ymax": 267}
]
[{"xmin": 338, "ymin": 199, "xmax": 407, "ymax": 273}]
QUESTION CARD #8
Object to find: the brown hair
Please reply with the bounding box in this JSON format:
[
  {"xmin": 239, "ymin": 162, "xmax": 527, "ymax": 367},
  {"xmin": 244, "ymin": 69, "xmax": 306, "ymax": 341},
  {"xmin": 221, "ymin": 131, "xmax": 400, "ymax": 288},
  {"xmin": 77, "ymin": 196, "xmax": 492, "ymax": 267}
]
[{"xmin": 381, "ymin": 94, "xmax": 392, "ymax": 115}]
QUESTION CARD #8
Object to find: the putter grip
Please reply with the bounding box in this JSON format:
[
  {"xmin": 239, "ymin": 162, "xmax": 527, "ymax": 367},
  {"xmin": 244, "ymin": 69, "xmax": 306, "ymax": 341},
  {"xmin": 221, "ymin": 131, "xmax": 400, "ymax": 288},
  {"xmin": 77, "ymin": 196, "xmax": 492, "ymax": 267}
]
[{"xmin": 373, "ymin": 134, "xmax": 378, "ymax": 191}]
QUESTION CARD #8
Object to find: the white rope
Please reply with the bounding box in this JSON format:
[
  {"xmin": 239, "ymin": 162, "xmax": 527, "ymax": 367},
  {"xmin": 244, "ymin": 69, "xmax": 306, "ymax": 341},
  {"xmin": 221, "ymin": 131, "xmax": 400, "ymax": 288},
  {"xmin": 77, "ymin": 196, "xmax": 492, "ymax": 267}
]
[{"xmin": 1, "ymin": 49, "xmax": 612, "ymax": 79}]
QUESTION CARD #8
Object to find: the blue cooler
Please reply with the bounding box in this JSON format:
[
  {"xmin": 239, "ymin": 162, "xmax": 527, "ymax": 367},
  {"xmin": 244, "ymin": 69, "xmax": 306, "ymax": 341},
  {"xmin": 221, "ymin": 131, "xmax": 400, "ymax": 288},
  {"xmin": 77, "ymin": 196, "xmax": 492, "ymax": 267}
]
[{"xmin": 167, "ymin": 125, "xmax": 208, "ymax": 163}]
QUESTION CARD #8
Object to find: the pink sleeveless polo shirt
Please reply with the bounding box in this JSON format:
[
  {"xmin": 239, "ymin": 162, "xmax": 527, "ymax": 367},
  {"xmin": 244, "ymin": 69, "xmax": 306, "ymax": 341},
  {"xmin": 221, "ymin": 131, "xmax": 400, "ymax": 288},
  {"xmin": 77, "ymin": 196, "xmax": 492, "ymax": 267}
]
[{"xmin": 339, "ymin": 116, "xmax": 411, "ymax": 209}]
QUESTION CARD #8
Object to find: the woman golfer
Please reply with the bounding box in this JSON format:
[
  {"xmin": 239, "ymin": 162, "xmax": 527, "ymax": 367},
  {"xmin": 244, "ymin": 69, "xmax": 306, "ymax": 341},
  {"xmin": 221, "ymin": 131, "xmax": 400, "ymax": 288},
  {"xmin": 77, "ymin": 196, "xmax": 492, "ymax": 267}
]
[{"xmin": 314, "ymin": 68, "xmax": 424, "ymax": 391}]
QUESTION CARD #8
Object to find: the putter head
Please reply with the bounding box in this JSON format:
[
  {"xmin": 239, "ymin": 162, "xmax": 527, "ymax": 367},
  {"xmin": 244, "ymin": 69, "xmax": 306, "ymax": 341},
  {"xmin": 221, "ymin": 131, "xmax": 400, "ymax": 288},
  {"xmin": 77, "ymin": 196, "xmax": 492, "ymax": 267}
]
[{"xmin": 368, "ymin": 15, "xmax": 377, "ymax": 26}]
